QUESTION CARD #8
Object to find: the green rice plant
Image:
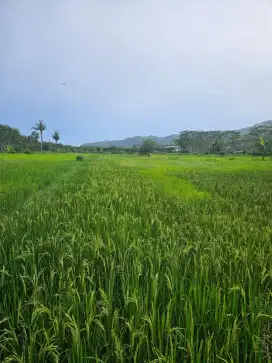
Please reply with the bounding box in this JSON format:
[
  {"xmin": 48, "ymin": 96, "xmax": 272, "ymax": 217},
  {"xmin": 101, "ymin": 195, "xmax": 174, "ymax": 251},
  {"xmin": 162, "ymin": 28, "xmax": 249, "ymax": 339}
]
[
  {"xmin": 0, "ymin": 154, "xmax": 79, "ymax": 216},
  {"xmin": 0, "ymin": 154, "xmax": 271, "ymax": 362}
]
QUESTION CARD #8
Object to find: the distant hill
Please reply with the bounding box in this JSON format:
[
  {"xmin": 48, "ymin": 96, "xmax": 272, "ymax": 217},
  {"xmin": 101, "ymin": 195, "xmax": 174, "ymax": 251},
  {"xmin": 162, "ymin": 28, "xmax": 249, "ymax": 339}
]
[
  {"xmin": 81, "ymin": 120, "xmax": 272, "ymax": 148},
  {"xmin": 82, "ymin": 134, "xmax": 179, "ymax": 148}
]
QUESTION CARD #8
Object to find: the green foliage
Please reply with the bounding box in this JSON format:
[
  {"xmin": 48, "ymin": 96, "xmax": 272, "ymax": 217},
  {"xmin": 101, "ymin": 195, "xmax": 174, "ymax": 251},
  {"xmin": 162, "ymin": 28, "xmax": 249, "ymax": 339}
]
[
  {"xmin": 0, "ymin": 153, "xmax": 272, "ymax": 362},
  {"xmin": 32, "ymin": 120, "xmax": 46, "ymax": 134},
  {"xmin": 210, "ymin": 139, "xmax": 222, "ymax": 153},
  {"xmin": 52, "ymin": 130, "xmax": 60, "ymax": 144},
  {"xmin": 139, "ymin": 138, "xmax": 156, "ymax": 155},
  {"xmin": 6, "ymin": 145, "xmax": 16, "ymax": 153},
  {"xmin": 175, "ymin": 126, "xmax": 272, "ymax": 154},
  {"xmin": 30, "ymin": 130, "xmax": 40, "ymax": 142},
  {"xmin": 0, "ymin": 125, "xmax": 21, "ymax": 152},
  {"xmin": 0, "ymin": 154, "xmax": 76, "ymax": 215},
  {"xmin": 32, "ymin": 120, "xmax": 47, "ymax": 152},
  {"xmin": 76, "ymin": 154, "xmax": 84, "ymax": 161},
  {"xmin": 0, "ymin": 123, "xmax": 88, "ymax": 154}
]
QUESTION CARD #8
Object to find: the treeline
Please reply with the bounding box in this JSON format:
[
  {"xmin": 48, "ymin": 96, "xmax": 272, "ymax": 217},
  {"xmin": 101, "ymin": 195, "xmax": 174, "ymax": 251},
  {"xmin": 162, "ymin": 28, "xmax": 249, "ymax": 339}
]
[
  {"xmin": 86, "ymin": 126, "xmax": 272, "ymax": 156},
  {"xmin": 1, "ymin": 122, "xmax": 272, "ymax": 156},
  {"xmin": 176, "ymin": 126, "xmax": 272, "ymax": 155},
  {"xmin": 0, "ymin": 124, "xmax": 84, "ymax": 153},
  {"xmin": 0, "ymin": 124, "xmax": 164, "ymax": 155}
]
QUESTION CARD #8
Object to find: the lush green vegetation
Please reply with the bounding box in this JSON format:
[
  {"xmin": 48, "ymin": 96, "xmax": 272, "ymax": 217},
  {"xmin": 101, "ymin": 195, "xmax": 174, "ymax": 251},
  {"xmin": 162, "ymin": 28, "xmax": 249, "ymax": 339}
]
[
  {"xmin": 82, "ymin": 120, "xmax": 272, "ymax": 154},
  {"xmin": 2, "ymin": 120, "xmax": 272, "ymax": 155},
  {"xmin": 0, "ymin": 124, "xmax": 81, "ymax": 154},
  {"xmin": 0, "ymin": 154, "xmax": 271, "ymax": 362},
  {"xmin": 0, "ymin": 154, "xmax": 77, "ymax": 216}
]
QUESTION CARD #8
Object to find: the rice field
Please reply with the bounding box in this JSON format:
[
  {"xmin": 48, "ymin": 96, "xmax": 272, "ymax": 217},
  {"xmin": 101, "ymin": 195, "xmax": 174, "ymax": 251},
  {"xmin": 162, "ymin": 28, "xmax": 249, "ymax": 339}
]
[{"xmin": 0, "ymin": 153, "xmax": 272, "ymax": 362}]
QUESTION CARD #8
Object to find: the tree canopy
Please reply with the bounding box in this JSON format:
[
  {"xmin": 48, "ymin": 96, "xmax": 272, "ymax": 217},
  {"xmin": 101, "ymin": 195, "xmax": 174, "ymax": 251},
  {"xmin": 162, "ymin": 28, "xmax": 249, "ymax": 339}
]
[
  {"xmin": 175, "ymin": 127, "xmax": 272, "ymax": 154},
  {"xmin": 139, "ymin": 139, "xmax": 156, "ymax": 155},
  {"xmin": 52, "ymin": 130, "xmax": 60, "ymax": 144}
]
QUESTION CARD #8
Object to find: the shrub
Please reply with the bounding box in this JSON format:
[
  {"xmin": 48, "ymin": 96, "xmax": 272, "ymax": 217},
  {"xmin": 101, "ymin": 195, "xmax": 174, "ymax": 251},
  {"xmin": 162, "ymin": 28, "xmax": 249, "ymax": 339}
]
[
  {"xmin": 14, "ymin": 146, "xmax": 21, "ymax": 153},
  {"xmin": 6, "ymin": 145, "xmax": 16, "ymax": 154},
  {"xmin": 76, "ymin": 155, "xmax": 84, "ymax": 161},
  {"xmin": 24, "ymin": 150, "xmax": 32, "ymax": 154}
]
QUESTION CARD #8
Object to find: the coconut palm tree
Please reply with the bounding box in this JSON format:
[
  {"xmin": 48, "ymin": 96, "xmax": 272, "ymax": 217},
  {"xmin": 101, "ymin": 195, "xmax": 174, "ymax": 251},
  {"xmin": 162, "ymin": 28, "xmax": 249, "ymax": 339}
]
[
  {"xmin": 52, "ymin": 130, "xmax": 60, "ymax": 144},
  {"xmin": 32, "ymin": 120, "xmax": 46, "ymax": 151}
]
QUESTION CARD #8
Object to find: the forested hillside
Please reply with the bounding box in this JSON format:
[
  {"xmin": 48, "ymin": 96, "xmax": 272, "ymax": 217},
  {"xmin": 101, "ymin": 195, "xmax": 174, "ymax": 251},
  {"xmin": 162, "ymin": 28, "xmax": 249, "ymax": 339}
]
[{"xmin": 82, "ymin": 134, "xmax": 179, "ymax": 148}]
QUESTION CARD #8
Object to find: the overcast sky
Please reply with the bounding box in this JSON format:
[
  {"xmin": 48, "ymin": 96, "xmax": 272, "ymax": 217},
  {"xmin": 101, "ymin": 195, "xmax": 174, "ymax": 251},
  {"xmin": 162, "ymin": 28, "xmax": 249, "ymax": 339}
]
[{"xmin": 1, "ymin": 0, "xmax": 272, "ymax": 145}]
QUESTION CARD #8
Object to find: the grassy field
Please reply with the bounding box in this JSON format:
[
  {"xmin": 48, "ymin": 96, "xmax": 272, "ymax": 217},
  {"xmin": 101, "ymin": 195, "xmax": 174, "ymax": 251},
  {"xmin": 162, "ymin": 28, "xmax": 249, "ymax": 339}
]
[
  {"xmin": 0, "ymin": 154, "xmax": 78, "ymax": 216},
  {"xmin": 0, "ymin": 153, "xmax": 272, "ymax": 362}
]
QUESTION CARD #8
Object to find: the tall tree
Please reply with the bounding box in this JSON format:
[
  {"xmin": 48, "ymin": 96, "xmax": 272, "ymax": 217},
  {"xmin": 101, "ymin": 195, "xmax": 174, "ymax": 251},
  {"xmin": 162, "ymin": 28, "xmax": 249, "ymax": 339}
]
[
  {"xmin": 176, "ymin": 130, "xmax": 190, "ymax": 152},
  {"xmin": 52, "ymin": 130, "xmax": 60, "ymax": 144},
  {"xmin": 139, "ymin": 138, "xmax": 156, "ymax": 156},
  {"xmin": 0, "ymin": 125, "xmax": 21, "ymax": 151},
  {"xmin": 29, "ymin": 131, "xmax": 39, "ymax": 151},
  {"xmin": 32, "ymin": 120, "xmax": 46, "ymax": 151},
  {"xmin": 30, "ymin": 131, "xmax": 40, "ymax": 142},
  {"xmin": 210, "ymin": 140, "xmax": 222, "ymax": 154}
]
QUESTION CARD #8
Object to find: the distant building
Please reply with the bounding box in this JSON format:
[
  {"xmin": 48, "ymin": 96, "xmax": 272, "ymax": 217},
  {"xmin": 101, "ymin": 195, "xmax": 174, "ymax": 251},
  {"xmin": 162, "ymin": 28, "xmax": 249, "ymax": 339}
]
[{"xmin": 164, "ymin": 145, "xmax": 181, "ymax": 153}]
